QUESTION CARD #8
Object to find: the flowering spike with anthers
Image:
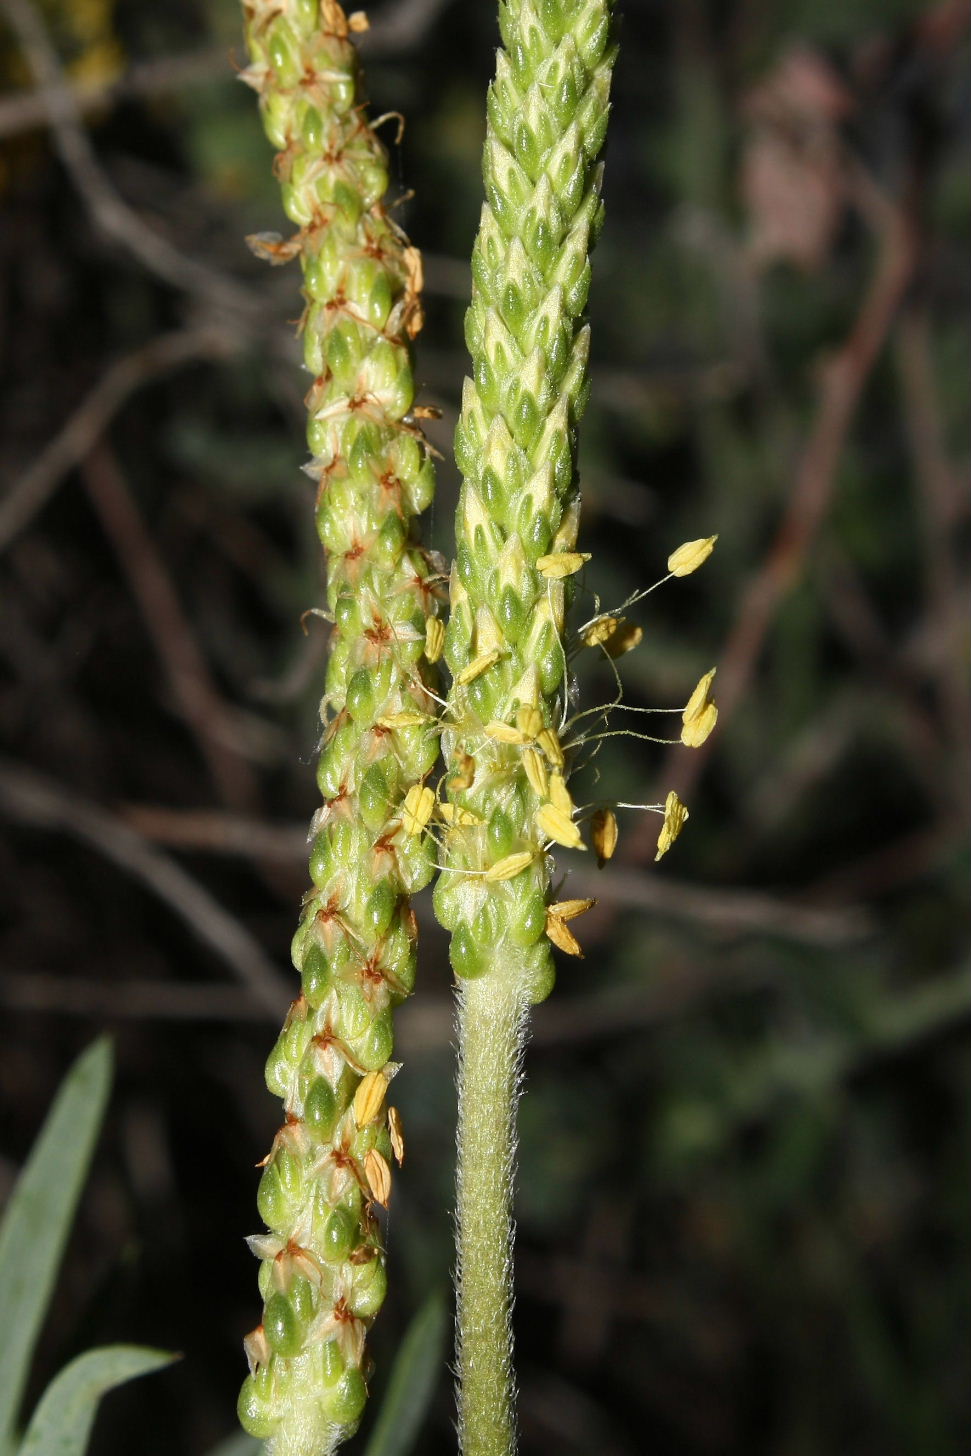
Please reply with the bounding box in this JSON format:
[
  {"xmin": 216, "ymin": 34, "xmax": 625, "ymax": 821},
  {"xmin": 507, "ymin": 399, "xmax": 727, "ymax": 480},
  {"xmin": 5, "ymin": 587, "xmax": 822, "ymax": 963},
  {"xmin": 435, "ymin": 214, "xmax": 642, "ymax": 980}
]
[
  {"xmin": 430, "ymin": 4, "xmax": 619, "ymax": 1451},
  {"xmin": 236, "ymin": 3, "xmax": 440, "ymax": 1450}
]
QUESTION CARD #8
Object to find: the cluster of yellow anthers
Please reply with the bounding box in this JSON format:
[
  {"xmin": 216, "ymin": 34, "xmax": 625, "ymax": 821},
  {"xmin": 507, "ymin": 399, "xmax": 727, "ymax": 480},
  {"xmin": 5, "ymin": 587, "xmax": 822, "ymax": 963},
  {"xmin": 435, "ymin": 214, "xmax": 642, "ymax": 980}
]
[{"xmin": 396, "ymin": 532, "xmax": 718, "ymax": 953}]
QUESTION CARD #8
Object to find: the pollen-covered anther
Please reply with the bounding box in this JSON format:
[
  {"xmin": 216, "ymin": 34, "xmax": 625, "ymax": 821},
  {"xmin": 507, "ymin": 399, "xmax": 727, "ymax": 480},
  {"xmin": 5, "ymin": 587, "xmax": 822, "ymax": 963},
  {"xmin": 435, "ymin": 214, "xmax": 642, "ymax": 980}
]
[
  {"xmin": 515, "ymin": 705, "xmax": 543, "ymax": 740},
  {"xmin": 547, "ymin": 772, "xmax": 573, "ymax": 816},
  {"xmin": 401, "ymin": 784, "xmax": 435, "ymax": 835},
  {"xmin": 521, "ymin": 746, "xmax": 549, "ymax": 799},
  {"xmin": 387, "ymin": 1105, "xmax": 405, "ymax": 1165},
  {"xmin": 456, "ymin": 648, "xmax": 501, "ymax": 685},
  {"xmin": 535, "ymin": 803, "xmax": 585, "ymax": 851},
  {"xmin": 483, "ymin": 850, "xmax": 535, "ymax": 883},
  {"xmin": 667, "ymin": 535, "xmax": 718, "ymax": 577},
  {"xmin": 536, "ymin": 726, "xmax": 565, "ymax": 770},
  {"xmin": 353, "ymin": 1069, "xmax": 388, "ymax": 1127},
  {"xmin": 424, "ymin": 615, "xmax": 445, "ymax": 663},
  {"xmin": 551, "ymin": 898, "xmax": 596, "ymax": 923},
  {"xmin": 364, "ymin": 1147, "xmax": 392, "ymax": 1206},
  {"xmin": 591, "ymin": 807, "xmax": 618, "ymax": 867},
  {"xmin": 681, "ymin": 667, "xmax": 718, "ymax": 747},
  {"xmin": 439, "ymin": 803, "xmax": 483, "ymax": 827},
  {"xmin": 655, "ymin": 790, "xmax": 689, "ymax": 862},
  {"xmin": 603, "ymin": 621, "xmax": 643, "ymax": 658},
  {"xmin": 681, "ymin": 701, "xmax": 718, "ymax": 747},
  {"xmin": 536, "ymin": 551, "xmax": 591, "ymax": 579},
  {"xmin": 545, "ymin": 910, "xmax": 583, "ymax": 958},
  {"xmin": 484, "ymin": 720, "xmax": 530, "ymax": 745}
]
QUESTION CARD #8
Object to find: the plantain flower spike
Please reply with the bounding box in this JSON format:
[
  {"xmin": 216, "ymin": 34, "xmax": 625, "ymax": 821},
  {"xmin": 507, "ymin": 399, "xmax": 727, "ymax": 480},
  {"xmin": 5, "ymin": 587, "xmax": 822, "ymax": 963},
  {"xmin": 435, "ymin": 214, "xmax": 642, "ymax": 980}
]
[{"xmin": 236, "ymin": 2, "xmax": 441, "ymax": 1451}]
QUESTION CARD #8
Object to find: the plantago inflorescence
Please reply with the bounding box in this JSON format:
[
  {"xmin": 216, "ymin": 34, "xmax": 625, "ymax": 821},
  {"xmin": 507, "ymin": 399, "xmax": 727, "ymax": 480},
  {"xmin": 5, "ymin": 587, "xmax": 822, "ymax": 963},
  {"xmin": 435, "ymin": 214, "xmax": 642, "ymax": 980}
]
[
  {"xmin": 236, "ymin": 3, "xmax": 441, "ymax": 1451},
  {"xmin": 426, "ymin": 4, "xmax": 619, "ymax": 1451}
]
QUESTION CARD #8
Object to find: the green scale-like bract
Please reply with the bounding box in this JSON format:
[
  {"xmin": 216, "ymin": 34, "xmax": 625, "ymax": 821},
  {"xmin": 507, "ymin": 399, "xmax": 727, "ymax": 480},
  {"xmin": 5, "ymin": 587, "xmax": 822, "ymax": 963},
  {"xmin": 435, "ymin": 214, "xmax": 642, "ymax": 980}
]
[
  {"xmin": 433, "ymin": 0, "xmax": 616, "ymax": 996},
  {"xmin": 237, "ymin": 3, "xmax": 440, "ymax": 1452}
]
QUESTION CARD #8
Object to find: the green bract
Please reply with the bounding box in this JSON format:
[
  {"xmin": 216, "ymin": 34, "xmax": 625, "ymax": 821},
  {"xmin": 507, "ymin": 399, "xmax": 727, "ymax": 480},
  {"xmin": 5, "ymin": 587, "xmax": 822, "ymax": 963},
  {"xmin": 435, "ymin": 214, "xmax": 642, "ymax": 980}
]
[{"xmin": 237, "ymin": 3, "xmax": 441, "ymax": 1452}]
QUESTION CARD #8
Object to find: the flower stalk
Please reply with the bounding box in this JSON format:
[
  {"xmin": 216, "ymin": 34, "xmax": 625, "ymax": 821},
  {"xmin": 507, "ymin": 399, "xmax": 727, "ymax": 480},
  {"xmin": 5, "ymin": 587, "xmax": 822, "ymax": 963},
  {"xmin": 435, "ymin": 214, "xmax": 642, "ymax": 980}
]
[{"xmin": 235, "ymin": 3, "xmax": 441, "ymax": 1451}]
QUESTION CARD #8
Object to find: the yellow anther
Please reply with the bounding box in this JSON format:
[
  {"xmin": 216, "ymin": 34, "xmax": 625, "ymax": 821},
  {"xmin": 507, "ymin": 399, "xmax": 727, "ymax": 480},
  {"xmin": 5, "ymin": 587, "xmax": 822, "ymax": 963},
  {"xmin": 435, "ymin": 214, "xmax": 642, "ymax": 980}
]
[
  {"xmin": 535, "ymin": 803, "xmax": 585, "ymax": 851},
  {"xmin": 603, "ymin": 622, "xmax": 643, "ymax": 658},
  {"xmin": 536, "ymin": 551, "xmax": 591, "ymax": 580},
  {"xmin": 683, "ymin": 667, "xmax": 717, "ymax": 723},
  {"xmin": 667, "ymin": 535, "xmax": 718, "ymax": 577},
  {"xmin": 681, "ymin": 701, "xmax": 718, "ymax": 747},
  {"xmin": 545, "ymin": 911, "xmax": 583, "ymax": 957},
  {"xmin": 581, "ymin": 616, "xmax": 643, "ymax": 658},
  {"xmin": 483, "ymin": 850, "xmax": 535, "ymax": 882},
  {"xmin": 401, "ymin": 783, "xmax": 435, "ymax": 835},
  {"xmin": 377, "ymin": 711, "xmax": 430, "ymax": 729},
  {"xmin": 549, "ymin": 897, "xmax": 596, "ymax": 922},
  {"xmin": 424, "ymin": 616, "xmax": 445, "ymax": 664},
  {"xmin": 582, "ymin": 615, "xmax": 621, "ymax": 647},
  {"xmin": 347, "ymin": 12, "xmax": 370, "ymax": 34},
  {"xmin": 364, "ymin": 1147, "xmax": 392, "ymax": 1207},
  {"xmin": 548, "ymin": 772, "xmax": 573, "ymax": 816},
  {"xmin": 591, "ymin": 807, "xmax": 618, "ymax": 866},
  {"xmin": 655, "ymin": 790, "xmax": 689, "ymax": 861},
  {"xmin": 521, "ymin": 747, "xmax": 549, "ymax": 799},
  {"xmin": 387, "ymin": 1105, "xmax": 405, "ymax": 1166},
  {"xmin": 484, "ymin": 721, "xmax": 530, "ymax": 745},
  {"xmin": 456, "ymin": 649, "xmax": 500, "ymax": 685},
  {"xmin": 353, "ymin": 1070, "xmax": 388, "ymax": 1128},
  {"xmin": 536, "ymin": 726, "xmax": 565, "ymax": 770},
  {"xmin": 515, "ymin": 705, "xmax": 543, "ymax": 740},
  {"xmin": 439, "ymin": 803, "xmax": 483, "ymax": 827}
]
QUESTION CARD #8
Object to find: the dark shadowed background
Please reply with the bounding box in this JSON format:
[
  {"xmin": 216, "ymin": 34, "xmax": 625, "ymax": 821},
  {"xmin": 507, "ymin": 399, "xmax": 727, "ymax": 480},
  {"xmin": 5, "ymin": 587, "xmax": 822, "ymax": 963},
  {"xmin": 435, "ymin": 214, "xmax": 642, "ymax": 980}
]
[{"xmin": 1, "ymin": 0, "xmax": 968, "ymax": 1452}]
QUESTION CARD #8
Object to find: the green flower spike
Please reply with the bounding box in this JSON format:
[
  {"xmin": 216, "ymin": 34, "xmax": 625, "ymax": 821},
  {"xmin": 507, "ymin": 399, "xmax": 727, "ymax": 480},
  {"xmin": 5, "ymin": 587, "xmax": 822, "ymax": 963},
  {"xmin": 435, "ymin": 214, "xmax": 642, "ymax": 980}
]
[
  {"xmin": 236, "ymin": 3, "xmax": 441, "ymax": 1452},
  {"xmin": 430, "ymin": 3, "xmax": 617, "ymax": 1452}
]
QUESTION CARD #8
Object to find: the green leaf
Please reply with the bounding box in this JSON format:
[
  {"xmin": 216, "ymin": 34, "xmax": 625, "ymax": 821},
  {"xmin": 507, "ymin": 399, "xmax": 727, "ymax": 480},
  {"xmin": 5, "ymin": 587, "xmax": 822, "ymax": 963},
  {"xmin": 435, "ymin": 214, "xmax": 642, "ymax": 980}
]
[
  {"xmin": 16, "ymin": 1346, "xmax": 176, "ymax": 1456},
  {"xmin": 0, "ymin": 1040, "xmax": 113, "ymax": 1450},
  {"xmin": 362, "ymin": 1292, "xmax": 448, "ymax": 1456}
]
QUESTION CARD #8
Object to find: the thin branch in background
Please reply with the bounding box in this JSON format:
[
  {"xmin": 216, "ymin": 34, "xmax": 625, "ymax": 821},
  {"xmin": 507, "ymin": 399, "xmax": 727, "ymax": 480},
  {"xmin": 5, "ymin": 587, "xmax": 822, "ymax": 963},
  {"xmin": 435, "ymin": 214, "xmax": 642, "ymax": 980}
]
[
  {"xmin": 0, "ymin": 328, "xmax": 226, "ymax": 554},
  {"xmin": 0, "ymin": 759, "xmax": 290, "ymax": 1016},
  {"xmin": 0, "ymin": 0, "xmax": 262, "ymax": 321},
  {"xmin": 0, "ymin": 44, "xmax": 228, "ymax": 141},
  {"xmin": 80, "ymin": 441, "xmax": 257, "ymax": 811}
]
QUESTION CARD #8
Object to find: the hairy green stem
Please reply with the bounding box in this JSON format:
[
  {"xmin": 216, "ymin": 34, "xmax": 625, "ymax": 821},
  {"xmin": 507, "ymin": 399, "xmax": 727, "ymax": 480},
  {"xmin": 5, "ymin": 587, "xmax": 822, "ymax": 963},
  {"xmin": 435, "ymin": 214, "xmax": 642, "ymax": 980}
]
[{"xmin": 454, "ymin": 971, "xmax": 529, "ymax": 1456}]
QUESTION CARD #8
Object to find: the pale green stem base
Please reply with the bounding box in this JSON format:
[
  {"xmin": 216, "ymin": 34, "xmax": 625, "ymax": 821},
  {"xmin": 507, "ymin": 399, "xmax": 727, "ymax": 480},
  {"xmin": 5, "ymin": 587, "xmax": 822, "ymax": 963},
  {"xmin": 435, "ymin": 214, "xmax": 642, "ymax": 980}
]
[{"xmin": 454, "ymin": 967, "xmax": 530, "ymax": 1456}]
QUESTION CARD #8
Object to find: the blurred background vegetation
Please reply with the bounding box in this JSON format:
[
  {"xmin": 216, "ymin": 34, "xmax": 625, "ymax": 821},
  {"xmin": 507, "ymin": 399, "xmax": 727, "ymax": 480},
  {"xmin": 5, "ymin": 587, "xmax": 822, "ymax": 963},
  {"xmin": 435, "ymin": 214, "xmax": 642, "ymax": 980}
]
[{"xmin": 1, "ymin": 0, "xmax": 968, "ymax": 1452}]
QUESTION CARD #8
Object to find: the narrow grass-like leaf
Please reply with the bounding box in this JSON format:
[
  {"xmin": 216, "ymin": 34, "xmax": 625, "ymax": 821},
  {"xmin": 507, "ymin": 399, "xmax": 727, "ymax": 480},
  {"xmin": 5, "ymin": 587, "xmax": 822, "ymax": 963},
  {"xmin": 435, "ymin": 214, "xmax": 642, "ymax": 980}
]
[
  {"xmin": 363, "ymin": 1292, "xmax": 448, "ymax": 1456},
  {"xmin": 0, "ymin": 1039, "xmax": 113, "ymax": 1450},
  {"xmin": 16, "ymin": 1346, "xmax": 176, "ymax": 1456}
]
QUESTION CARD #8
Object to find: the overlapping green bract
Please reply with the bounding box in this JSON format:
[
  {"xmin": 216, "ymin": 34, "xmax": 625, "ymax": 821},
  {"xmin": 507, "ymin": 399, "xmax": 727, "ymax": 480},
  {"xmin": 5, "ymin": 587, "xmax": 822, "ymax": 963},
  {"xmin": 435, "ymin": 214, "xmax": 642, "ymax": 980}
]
[
  {"xmin": 433, "ymin": 0, "xmax": 617, "ymax": 996},
  {"xmin": 237, "ymin": 4, "xmax": 441, "ymax": 1452}
]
